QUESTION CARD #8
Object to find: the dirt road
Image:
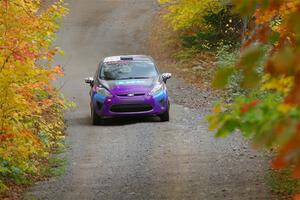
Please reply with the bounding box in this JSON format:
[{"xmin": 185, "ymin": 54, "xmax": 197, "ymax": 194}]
[{"xmin": 28, "ymin": 0, "xmax": 270, "ymax": 199}]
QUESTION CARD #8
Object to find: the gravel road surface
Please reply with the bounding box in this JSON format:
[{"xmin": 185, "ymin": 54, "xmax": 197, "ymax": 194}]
[{"xmin": 28, "ymin": 0, "xmax": 270, "ymax": 199}]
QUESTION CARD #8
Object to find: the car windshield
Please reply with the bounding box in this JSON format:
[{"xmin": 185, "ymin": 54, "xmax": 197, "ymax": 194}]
[{"xmin": 99, "ymin": 61, "xmax": 158, "ymax": 80}]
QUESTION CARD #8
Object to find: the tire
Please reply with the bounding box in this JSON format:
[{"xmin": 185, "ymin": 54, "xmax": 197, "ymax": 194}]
[
  {"xmin": 91, "ymin": 107, "xmax": 105, "ymax": 125},
  {"xmin": 159, "ymin": 109, "xmax": 169, "ymax": 122}
]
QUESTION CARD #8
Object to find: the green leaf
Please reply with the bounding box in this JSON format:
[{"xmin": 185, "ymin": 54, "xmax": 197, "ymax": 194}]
[
  {"xmin": 239, "ymin": 46, "xmax": 265, "ymax": 70},
  {"xmin": 215, "ymin": 118, "xmax": 239, "ymax": 137},
  {"xmin": 212, "ymin": 66, "xmax": 235, "ymax": 89},
  {"xmin": 269, "ymin": 31, "xmax": 280, "ymax": 44},
  {"xmin": 240, "ymin": 70, "xmax": 261, "ymax": 88}
]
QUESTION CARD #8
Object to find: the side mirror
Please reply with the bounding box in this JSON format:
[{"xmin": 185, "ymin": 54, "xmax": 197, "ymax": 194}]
[
  {"xmin": 84, "ymin": 77, "xmax": 94, "ymax": 86},
  {"xmin": 162, "ymin": 73, "xmax": 172, "ymax": 83}
]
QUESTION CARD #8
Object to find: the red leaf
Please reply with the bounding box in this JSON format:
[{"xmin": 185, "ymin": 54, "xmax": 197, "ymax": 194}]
[{"xmin": 272, "ymin": 156, "xmax": 288, "ymax": 169}]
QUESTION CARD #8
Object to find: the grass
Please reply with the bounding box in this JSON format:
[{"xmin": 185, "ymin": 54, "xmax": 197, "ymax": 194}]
[
  {"xmin": 22, "ymin": 192, "xmax": 38, "ymax": 200},
  {"xmin": 41, "ymin": 141, "xmax": 68, "ymax": 178},
  {"xmin": 266, "ymin": 167, "xmax": 300, "ymax": 199},
  {"xmin": 42, "ymin": 156, "xmax": 66, "ymax": 177},
  {"xmin": 21, "ymin": 146, "xmax": 67, "ymax": 200}
]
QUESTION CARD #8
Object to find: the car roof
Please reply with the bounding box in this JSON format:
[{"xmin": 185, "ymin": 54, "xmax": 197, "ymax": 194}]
[{"xmin": 103, "ymin": 55, "xmax": 153, "ymax": 63}]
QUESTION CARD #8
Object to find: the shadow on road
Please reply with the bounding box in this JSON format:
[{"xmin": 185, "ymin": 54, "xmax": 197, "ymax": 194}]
[
  {"xmin": 68, "ymin": 115, "xmax": 162, "ymax": 127},
  {"xmin": 100, "ymin": 116, "xmax": 161, "ymax": 126}
]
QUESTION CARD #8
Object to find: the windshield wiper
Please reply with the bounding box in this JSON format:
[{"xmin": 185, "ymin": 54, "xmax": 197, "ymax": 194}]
[
  {"xmin": 100, "ymin": 77, "xmax": 115, "ymax": 80},
  {"xmin": 117, "ymin": 77, "xmax": 151, "ymax": 80}
]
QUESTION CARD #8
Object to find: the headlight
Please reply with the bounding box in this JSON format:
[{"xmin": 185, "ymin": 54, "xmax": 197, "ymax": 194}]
[
  {"xmin": 96, "ymin": 86, "xmax": 112, "ymax": 97},
  {"xmin": 149, "ymin": 83, "xmax": 164, "ymax": 95}
]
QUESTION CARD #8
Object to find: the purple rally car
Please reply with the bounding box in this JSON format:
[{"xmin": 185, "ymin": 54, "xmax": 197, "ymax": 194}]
[{"xmin": 85, "ymin": 55, "xmax": 172, "ymax": 125}]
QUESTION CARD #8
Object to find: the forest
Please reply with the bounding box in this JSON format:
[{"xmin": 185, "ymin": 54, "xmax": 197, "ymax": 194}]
[{"xmin": 1, "ymin": 0, "xmax": 300, "ymax": 199}]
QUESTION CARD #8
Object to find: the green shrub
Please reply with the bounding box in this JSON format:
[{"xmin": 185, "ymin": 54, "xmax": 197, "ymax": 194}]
[{"xmin": 180, "ymin": 6, "xmax": 243, "ymax": 51}]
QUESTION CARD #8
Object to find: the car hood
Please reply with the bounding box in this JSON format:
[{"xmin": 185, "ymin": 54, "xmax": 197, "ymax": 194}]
[{"xmin": 100, "ymin": 78, "xmax": 158, "ymax": 95}]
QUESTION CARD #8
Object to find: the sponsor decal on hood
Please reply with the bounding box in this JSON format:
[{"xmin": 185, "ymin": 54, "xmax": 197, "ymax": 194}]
[{"xmin": 115, "ymin": 80, "xmax": 146, "ymax": 85}]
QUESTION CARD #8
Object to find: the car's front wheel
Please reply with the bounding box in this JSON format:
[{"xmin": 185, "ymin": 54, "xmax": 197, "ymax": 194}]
[
  {"xmin": 159, "ymin": 109, "xmax": 169, "ymax": 122},
  {"xmin": 91, "ymin": 107, "xmax": 105, "ymax": 125}
]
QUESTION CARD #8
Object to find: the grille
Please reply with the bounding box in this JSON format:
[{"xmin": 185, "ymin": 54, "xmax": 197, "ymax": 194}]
[
  {"xmin": 110, "ymin": 104, "xmax": 152, "ymax": 113},
  {"xmin": 117, "ymin": 93, "xmax": 145, "ymax": 97}
]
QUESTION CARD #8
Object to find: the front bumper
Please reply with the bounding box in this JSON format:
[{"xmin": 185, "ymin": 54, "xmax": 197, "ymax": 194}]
[{"xmin": 92, "ymin": 90, "xmax": 169, "ymax": 117}]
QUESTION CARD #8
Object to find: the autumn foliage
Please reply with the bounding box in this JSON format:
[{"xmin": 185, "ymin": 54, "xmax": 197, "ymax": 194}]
[
  {"xmin": 0, "ymin": 0, "xmax": 69, "ymax": 192},
  {"xmin": 159, "ymin": 0, "xmax": 221, "ymax": 31},
  {"xmin": 159, "ymin": 0, "xmax": 243, "ymax": 51},
  {"xmin": 209, "ymin": 0, "xmax": 300, "ymax": 183}
]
